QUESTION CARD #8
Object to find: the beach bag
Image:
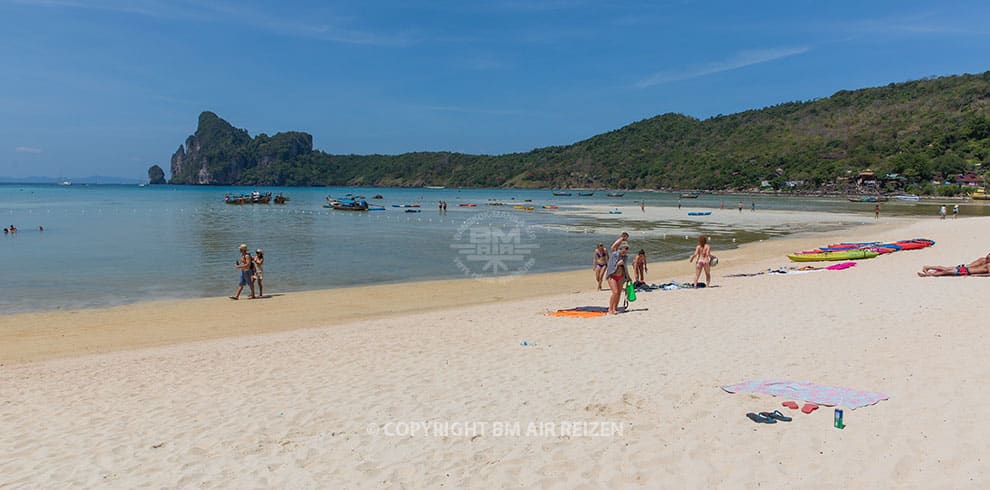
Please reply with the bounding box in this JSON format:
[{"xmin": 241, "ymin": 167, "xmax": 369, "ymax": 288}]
[
  {"xmin": 710, "ymin": 255, "xmax": 719, "ymax": 267},
  {"xmin": 625, "ymin": 281, "xmax": 637, "ymax": 302}
]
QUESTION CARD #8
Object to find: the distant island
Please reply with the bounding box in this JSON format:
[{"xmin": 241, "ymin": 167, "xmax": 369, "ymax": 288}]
[{"xmin": 168, "ymin": 72, "xmax": 990, "ymax": 194}]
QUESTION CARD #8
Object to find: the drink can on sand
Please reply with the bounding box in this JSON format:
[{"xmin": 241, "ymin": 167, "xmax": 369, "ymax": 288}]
[{"xmin": 834, "ymin": 408, "xmax": 844, "ymax": 429}]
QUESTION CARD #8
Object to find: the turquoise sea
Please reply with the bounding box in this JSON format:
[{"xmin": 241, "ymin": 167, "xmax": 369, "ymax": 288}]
[{"xmin": 1, "ymin": 184, "xmax": 981, "ymax": 313}]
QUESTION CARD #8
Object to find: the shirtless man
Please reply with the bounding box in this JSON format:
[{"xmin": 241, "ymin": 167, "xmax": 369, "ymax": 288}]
[{"xmin": 230, "ymin": 243, "xmax": 256, "ymax": 299}]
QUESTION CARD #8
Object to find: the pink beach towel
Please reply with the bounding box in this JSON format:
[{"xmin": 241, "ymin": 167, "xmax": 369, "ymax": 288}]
[
  {"xmin": 826, "ymin": 261, "xmax": 857, "ymax": 270},
  {"xmin": 722, "ymin": 379, "xmax": 889, "ymax": 409}
]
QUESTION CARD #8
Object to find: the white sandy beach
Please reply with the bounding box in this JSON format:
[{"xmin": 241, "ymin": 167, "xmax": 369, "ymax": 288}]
[{"xmin": 2, "ymin": 215, "xmax": 989, "ymax": 488}]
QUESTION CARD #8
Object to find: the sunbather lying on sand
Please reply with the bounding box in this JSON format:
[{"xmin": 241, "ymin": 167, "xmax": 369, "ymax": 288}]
[{"xmin": 917, "ymin": 261, "xmax": 990, "ymax": 277}]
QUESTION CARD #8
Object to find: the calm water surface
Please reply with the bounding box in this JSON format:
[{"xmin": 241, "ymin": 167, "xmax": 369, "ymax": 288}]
[{"xmin": 1, "ymin": 185, "xmax": 981, "ymax": 313}]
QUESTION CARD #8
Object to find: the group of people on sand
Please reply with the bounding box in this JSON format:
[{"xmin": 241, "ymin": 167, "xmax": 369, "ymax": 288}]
[
  {"xmin": 594, "ymin": 233, "xmax": 715, "ymax": 314},
  {"xmin": 230, "ymin": 243, "xmax": 265, "ymax": 299}
]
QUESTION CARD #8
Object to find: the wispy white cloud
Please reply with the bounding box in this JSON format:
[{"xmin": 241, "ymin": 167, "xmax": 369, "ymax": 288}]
[
  {"xmin": 15, "ymin": 146, "xmax": 42, "ymax": 154},
  {"xmin": 7, "ymin": 0, "xmax": 412, "ymax": 46},
  {"xmin": 636, "ymin": 47, "xmax": 810, "ymax": 88}
]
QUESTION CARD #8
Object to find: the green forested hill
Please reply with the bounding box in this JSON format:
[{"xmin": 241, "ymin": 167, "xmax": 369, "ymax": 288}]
[{"xmin": 169, "ymin": 72, "xmax": 990, "ymax": 190}]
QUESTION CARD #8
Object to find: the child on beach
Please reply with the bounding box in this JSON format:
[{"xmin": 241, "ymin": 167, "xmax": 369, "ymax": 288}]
[{"xmin": 633, "ymin": 250, "xmax": 648, "ymax": 284}]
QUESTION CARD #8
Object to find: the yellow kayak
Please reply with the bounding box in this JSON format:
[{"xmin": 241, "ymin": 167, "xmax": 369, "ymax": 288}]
[{"xmin": 787, "ymin": 250, "xmax": 879, "ymax": 262}]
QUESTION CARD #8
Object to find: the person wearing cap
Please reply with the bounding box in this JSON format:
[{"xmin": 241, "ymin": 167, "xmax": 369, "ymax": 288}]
[
  {"xmin": 230, "ymin": 243, "xmax": 255, "ymax": 300},
  {"xmin": 605, "ymin": 243, "xmax": 631, "ymax": 315},
  {"xmin": 253, "ymin": 248, "xmax": 265, "ymax": 298}
]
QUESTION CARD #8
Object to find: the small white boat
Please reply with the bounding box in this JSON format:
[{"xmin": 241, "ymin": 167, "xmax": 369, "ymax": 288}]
[
  {"xmin": 424, "ymin": 185, "xmax": 446, "ymax": 189},
  {"xmin": 60, "ymin": 180, "xmax": 72, "ymax": 186},
  {"xmin": 894, "ymin": 195, "xmax": 920, "ymax": 202}
]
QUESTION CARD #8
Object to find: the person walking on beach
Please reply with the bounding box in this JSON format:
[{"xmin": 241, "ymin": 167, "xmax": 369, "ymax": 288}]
[
  {"xmin": 230, "ymin": 243, "xmax": 255, "ymax": 300},
  {"xmin": 939, "ymin": 205, "xmax": 947, "ymax": 220},
  {"xmin": 593, "ymin": 243, "xmax": 609, "ymax": 290},
  {"xmin": 689, "ymin": 236, "xmax": 712, "ymax": 288},
  {"xmin": 874, "ymin": 204, "xmax": 880, "ymax": 221},
  {"xmin": 751, "ymin": 201, "xmax": 756, "ymax": 212},
  {"xmin": 738, "ymin": 201, "xmax": 743, "ymax": 213},
  {"xmin": 633, "ymin": 249, "xmax": 648, "ymax": 284},
  {"xmin": 605, "ymin": 244, "xmax": 631, "ymax": 315},
  {"xmin": 641, "ymin": 201, "xmax": 645, "ymax": 213},
  {"xmin": 953, "ymin": 204, "xmax": 959, "ymax": 219},
  {"xmin": 253, "ymin": 248, "xmax": 265, "ymax": 298},
  {"xmin": 677, "ymin": 198, "xmax": 682, "ymax": 209},
  {"xmin": 720, "ymin": 200, "xmax": 725, "ymax": 210}
]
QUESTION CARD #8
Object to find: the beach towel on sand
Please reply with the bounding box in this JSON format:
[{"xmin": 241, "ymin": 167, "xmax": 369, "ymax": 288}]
[
  {"xmin": 547, "ymin": 306, "xmax": 612, "ymax": 318},
  {"xmin": 722, "ymin": 379, "xmax": 889, "ymax": 409}
]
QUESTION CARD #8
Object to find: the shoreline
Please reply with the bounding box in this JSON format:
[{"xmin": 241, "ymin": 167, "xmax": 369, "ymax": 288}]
[
  {"xmin": 1, "ymin": 216, "xmax": 913, "ymax": 365},
  {"xmin": 4, "ymin": 215, "xmax": 989, "ymax": 487}
]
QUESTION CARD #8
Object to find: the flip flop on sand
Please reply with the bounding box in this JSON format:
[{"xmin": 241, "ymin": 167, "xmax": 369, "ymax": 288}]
[
  {"xmin": 760, "ymin": 410, "xmax": 793, "ymax": 422},
  {"xmin": 782, "ymin": 401, "xmax": 799, "ymax": 410},
  {"xmin": 746, "ymin": 412, "xmax": 777, "ymax": 424},
  {"xmin": 801, "ymin": 403, "xmax": 819, "ymax": 414}
]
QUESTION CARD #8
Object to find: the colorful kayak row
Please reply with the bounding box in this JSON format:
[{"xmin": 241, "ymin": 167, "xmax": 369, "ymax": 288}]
[{"xmin": 787, "ymin": 238, "xmax": 935, "ymax": 262}]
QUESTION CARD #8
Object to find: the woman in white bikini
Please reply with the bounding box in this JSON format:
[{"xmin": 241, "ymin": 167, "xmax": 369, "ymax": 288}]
[{"xmin": 689, "ymin": 235, "xmax": 712, "ymax": 288}]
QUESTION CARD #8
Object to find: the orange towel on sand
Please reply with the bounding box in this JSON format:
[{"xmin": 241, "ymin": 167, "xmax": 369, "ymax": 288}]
[{"xmin": 546, "ymin": 307, "xmax": 610, "ymax": 318}]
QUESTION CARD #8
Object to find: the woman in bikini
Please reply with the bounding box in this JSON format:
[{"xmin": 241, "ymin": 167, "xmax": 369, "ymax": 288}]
[
  {"xmin": 689, "ymin": 235, "xmax": 712, "ymax": 288},
  {"xmin": 633, "ymin": 249, "xmax": 648, "ymax": 284},
  {"xmin": 605, "ymin": 244, "xmax": 631, "ymax": 314},
  {"xmin": 918, "ymin": 253, "xmax": 990, "ymax": 277},
  {"xmin": 593, "ymin": 243, "xmax": 608, "ymax": 290}
]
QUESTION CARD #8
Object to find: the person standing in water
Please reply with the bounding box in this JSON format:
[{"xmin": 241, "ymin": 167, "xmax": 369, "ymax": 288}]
[{"xmin": 689, "ymin": 236, "xmax": 712, "ymax": 288}]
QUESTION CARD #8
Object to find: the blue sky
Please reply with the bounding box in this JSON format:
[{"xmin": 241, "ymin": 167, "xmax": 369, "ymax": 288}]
[{"xmin": 1, "ymin": 0, "xmax": 988, "ymax": 179}]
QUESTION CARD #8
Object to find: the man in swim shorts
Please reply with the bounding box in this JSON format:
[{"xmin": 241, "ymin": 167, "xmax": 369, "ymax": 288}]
[{"xmin": 230, "ymin": 243, "xmax": 256, "ymax": 299}]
